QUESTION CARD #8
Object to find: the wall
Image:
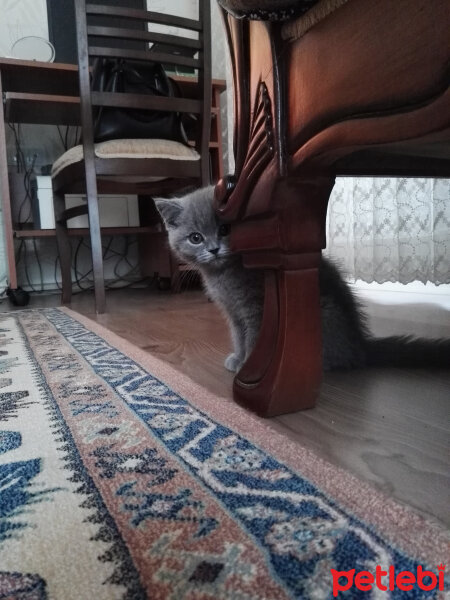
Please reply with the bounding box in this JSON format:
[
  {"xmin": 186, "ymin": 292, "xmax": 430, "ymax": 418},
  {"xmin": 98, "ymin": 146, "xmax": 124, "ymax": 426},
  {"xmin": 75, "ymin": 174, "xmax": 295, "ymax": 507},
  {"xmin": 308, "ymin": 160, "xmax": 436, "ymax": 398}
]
[{"xmin": 0, "ymin": 0, "xmax": 49, "ymax": 59}]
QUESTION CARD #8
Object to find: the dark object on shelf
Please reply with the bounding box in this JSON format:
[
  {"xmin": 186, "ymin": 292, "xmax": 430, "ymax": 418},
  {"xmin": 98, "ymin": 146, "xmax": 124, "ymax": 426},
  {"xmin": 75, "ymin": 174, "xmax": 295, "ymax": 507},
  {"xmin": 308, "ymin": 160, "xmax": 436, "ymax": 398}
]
[
  {"xmin": 6, "ymin": 287, "xmax": 30, "ymax": 307},
  {"xmin": 93, "ymin": 59, "xmax": 188, "ymax": 144},
  {"xmin": 46, "ymin": 0, "xmax": 147, "ymax": 64}
]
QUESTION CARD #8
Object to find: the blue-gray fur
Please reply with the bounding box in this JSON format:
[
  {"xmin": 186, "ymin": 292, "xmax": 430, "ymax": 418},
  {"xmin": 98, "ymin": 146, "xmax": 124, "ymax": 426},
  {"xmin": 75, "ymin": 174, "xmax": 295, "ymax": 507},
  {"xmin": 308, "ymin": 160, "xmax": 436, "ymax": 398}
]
[{"xmin": 155, "ymin": 186, "xmax": 450, "ymax": 372}]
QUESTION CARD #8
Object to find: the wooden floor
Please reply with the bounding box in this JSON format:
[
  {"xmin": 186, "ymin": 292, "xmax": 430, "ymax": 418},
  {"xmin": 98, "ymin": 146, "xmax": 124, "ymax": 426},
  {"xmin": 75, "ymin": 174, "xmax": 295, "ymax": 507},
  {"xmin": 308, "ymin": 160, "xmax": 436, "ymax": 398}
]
[{"xmin": 3, "ymin": 285, "xmax": 449, "ymax": 529}]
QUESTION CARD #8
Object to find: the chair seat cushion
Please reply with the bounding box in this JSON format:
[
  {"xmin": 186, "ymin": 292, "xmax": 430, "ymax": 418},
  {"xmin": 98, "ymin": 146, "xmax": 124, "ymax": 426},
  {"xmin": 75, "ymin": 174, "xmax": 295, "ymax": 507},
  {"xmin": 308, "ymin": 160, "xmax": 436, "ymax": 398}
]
[{"xmin": 51, "ymin": 138, "xmax": 200, "ymax": 178}]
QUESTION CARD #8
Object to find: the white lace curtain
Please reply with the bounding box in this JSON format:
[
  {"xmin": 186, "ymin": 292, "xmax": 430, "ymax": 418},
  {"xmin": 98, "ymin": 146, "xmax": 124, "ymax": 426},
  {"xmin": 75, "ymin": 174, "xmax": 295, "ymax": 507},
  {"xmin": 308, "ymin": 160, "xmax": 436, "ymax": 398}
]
[{"xmin": 325, "ymin": 178, "xmax": 450, "ymax": 285}]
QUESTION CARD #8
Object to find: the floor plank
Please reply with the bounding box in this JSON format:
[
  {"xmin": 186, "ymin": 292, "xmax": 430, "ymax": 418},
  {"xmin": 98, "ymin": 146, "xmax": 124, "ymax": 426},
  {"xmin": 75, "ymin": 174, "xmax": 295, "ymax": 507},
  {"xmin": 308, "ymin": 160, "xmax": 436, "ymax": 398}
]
[{"xmin": 2, "ymin": 286, "xmax": 449, "ymax": 528}]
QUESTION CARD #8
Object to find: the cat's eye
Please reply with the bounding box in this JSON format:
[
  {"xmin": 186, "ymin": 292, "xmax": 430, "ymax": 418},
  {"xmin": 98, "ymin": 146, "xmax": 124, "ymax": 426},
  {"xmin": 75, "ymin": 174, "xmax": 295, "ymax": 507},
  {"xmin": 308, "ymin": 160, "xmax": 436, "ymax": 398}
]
[
  {"xmin": 188, "ymin": 232, "xmax": 204, "ymax": 244},
  {"xmin": 218, "ymin": 224, "xmax": 230, "ymax": 237}
]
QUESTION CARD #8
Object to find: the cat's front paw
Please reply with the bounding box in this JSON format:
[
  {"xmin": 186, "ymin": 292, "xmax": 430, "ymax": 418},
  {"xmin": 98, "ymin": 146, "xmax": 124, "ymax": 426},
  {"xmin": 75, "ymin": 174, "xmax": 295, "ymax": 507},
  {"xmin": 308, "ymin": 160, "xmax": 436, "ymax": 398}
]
[{"xmin": 224, "ymin": 353, "xmax": 243, "ymax": 373}]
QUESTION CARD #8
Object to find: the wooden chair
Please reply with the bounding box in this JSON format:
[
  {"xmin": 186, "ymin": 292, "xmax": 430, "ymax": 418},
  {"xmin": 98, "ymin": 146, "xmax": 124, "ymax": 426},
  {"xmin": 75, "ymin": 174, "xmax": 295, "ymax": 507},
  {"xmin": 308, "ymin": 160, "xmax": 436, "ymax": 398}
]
[
  {"xmin": 51, "ymin": 0, "xmax": 212, "ymax": 313},
  {"xmin": 214, "ymin": 0, "xmax": 450, "ymax": 416}
]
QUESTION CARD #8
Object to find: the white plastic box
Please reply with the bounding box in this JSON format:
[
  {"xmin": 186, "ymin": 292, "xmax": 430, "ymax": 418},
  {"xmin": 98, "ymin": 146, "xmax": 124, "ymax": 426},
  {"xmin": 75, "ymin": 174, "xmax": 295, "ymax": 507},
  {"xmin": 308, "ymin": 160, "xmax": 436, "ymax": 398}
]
[{"xmin": 33, "ymin": 176, "xmax": 140, "ymax": 229}]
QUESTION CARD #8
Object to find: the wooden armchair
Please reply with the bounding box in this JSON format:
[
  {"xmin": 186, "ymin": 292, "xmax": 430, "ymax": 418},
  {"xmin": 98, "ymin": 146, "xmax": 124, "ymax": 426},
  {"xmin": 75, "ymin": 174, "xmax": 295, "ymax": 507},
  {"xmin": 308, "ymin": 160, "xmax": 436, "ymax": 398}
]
[
  {"xmin": 214, "ymin": 0, "xmax": 450, "ymax": 416},
  {"xmin": 52, "ymin": 0, "xmax": 212, "ymax": 313}
]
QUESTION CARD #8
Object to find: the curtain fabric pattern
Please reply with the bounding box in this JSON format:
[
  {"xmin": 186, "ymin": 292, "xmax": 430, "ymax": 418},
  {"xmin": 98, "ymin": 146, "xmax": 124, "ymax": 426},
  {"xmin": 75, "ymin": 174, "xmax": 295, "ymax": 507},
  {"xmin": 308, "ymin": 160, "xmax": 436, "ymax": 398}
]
[{"xmin": 326, "ymin": 178, "xmax": 450, "ymax": 285}]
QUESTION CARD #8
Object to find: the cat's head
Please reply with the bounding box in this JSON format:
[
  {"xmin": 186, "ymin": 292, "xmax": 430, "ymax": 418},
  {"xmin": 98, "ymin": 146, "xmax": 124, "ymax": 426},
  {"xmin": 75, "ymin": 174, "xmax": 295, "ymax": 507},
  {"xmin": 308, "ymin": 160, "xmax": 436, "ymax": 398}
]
[{"xmin": 155, "ymin": 186, "xmax": 232, "ymax": 269}]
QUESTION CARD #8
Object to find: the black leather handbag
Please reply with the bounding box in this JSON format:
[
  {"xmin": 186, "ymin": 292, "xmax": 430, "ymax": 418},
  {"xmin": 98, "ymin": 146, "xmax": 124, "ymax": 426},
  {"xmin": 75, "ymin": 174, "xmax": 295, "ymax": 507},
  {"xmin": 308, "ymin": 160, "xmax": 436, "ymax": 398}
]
[{"xmin": 92, "ymin": 58, "xmax": 188, "ymax": 144}]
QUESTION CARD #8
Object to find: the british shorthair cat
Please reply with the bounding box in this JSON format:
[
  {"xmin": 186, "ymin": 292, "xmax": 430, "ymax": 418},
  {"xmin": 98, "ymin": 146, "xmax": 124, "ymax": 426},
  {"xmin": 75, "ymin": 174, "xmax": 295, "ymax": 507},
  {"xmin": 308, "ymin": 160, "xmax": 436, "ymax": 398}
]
[{"xmin": 155, "ymin": 186, "xmax": 450, "ymax": 373}]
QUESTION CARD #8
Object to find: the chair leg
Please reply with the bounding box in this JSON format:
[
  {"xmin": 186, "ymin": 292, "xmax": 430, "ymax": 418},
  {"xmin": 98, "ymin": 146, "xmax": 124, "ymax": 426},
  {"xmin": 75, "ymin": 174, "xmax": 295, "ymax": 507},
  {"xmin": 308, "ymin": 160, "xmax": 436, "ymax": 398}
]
[
  {"xmin": 86, "ymin": 196, "xmax": 106, "ymax": 314},
  {"xmin": 53, "ymin": 190, "xmax": 73, "ymax": 305},
  {"xmin": 228, "ymin": 176, "xmax": 333, "ymax": 417},
  {"xmin": 234, "ymin": 265, "xmax": 322, "ymax": 417},
  {"xmin": 81, "ymin": 162, "xmax": 106, "ymax": 313}
]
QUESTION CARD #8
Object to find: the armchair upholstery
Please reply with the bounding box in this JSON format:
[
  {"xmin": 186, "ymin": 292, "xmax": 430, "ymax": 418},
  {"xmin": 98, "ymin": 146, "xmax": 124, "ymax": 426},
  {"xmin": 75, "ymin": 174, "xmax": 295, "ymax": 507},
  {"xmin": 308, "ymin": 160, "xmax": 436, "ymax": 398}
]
[{"xmin": 217, "ymin": 0, "xmax": 322, "ymax": 20}]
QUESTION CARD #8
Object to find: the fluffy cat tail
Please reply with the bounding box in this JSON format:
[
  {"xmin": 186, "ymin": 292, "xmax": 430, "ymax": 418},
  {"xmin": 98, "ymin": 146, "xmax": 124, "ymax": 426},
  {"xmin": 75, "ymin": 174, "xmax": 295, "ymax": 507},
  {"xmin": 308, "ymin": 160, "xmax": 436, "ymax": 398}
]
[{"xmin": 365, "ymin": 336, "xmax": 450, "ymax": 368}]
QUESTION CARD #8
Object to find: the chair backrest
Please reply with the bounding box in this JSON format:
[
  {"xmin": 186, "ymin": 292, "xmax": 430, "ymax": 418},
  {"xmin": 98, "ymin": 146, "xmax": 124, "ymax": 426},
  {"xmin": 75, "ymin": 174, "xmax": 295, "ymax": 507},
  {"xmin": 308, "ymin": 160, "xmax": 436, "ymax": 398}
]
[{"xmin": 74, "ymin": 0, "xmax": 212, "ymax": 184}]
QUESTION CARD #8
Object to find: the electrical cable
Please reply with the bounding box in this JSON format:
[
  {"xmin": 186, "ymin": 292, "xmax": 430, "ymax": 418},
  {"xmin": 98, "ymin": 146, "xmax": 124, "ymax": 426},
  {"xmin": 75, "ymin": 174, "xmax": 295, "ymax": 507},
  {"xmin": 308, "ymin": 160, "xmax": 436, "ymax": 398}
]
[
  {"xmin": 53, "ymin": 256, "xmax": 62, "ymax": 290},
  {"xmin": 32, "ymin": 238, "xmax": 45, "ymax": 291},
  {"xmin": 113, "ymin": 236, "xmax": 130, "ymax": 279},
  {"xmin": 73, "ymin": 237, "xmax": 93, "ymax": 290},
  {"xmin": 22, "ymin": 240, "xmax": 35, "ymax": 292},
  {"xmin": 56, "ymin": 125, "xmax": 80, "ymax": 152},
  {"xmin": 52, "ymin": 233, "xmax": 153, "ymax": 294},
  {"xmin": 15, "ymin": 239, "xmax": 24, "ymax": 265},
  {"xmin": 69, "ymin": 234, "xmax": 148, "ymax": 291},
  {"xmin": 8, "ymin": 124, "xmax": 36, "ymax": 228},
  {"xmin": 18, "ymin": 157, "xmax": 37, "ymax": 226},
  {"xmin": 22, "ymin": 238, "xmax": 45, "ymax": 293},
  {"xmin": 56, "ymin": 125, "xmax": 66, "ymax": 151},
  {"xmin": 8, "ymin": 123, "xmax": 26, "ymax": 172},
  {"xmin": 73, "ymin": 126, "xmax": 80, "ymax": 147}
]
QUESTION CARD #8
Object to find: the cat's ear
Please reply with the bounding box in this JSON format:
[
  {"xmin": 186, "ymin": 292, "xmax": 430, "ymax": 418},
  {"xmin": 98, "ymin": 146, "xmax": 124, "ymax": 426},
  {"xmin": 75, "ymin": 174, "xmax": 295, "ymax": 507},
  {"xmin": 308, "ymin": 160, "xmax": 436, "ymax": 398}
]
[{"xmin": 154, "ymin": 198, "xmax": 184, "ymax": 229}]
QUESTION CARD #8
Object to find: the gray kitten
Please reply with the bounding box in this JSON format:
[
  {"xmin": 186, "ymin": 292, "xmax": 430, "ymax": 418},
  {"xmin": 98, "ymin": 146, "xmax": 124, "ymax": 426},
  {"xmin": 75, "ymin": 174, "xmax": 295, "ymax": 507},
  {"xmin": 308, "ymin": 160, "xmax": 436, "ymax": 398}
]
[{"xmin": 155, "ymin": 186, "xmax": 450, "ymax": 372}]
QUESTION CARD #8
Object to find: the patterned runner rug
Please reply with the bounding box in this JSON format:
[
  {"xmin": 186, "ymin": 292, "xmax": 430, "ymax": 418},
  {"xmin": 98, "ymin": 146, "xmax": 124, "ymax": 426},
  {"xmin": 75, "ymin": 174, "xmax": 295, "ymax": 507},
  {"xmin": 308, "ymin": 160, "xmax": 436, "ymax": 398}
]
[{"xmin": 0, "ymin": 307, "xmax": 448, "ymax": 599}]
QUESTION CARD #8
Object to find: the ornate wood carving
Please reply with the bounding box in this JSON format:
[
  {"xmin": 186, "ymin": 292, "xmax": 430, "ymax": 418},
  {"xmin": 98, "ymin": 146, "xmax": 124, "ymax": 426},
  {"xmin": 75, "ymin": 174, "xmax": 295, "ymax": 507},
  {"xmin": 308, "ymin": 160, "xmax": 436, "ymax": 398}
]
[
  {"xmin": 215, "ymin": 79, "xmax": 275, "ymax": 220},
  {"xmin": 215, "ymin": 14, "xmax": 276, "ymax": 221}
]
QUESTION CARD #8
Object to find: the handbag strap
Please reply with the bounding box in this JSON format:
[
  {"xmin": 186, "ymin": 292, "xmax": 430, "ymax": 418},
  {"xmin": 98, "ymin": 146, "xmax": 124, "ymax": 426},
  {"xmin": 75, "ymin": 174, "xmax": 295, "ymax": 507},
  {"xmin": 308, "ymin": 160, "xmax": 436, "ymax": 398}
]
[{"xmin": 110, "ymin": 60, "xmax": 172, "ymax": 97}]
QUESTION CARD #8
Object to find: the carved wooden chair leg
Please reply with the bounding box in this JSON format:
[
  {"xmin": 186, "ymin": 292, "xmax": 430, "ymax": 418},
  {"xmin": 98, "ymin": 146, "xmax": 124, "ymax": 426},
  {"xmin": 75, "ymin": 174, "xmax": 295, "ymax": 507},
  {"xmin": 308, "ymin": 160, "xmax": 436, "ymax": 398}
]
[
  {"xmin": 53, "ymin": 190, "xmax": 73, "ymax": 305},
  {"xmin": 228, "ymin": 176, "xmax": 334, "ymax": 416},
  {"xmin": 234, "ymin": 257, "xmax": 322, "ymax": 416}
]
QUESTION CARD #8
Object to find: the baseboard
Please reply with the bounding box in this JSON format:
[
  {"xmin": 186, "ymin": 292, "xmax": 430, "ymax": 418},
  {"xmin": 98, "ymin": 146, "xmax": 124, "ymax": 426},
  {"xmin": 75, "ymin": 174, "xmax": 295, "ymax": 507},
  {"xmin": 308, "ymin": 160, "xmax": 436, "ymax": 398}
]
[{"xmin": 350, "ymin": 280, "xmax": 450, "ymax": 309}]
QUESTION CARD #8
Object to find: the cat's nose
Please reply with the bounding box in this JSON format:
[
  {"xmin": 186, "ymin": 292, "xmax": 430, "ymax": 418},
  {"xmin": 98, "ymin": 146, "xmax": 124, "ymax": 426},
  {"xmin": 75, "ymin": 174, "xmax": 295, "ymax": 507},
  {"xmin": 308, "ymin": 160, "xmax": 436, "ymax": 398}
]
[{"xmin": 209, "ymin": 247, "xmax": 220, "ymax": 256}]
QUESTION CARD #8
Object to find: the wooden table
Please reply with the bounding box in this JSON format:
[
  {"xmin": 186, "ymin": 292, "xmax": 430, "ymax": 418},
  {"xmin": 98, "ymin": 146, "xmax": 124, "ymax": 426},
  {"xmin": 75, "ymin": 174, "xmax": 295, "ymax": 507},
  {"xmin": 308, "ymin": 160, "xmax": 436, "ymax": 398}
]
[
  {"xmin": 0, "ymin": 57, "xmax": 225, "ymax": 291},
  {"xmin": 215, "ymin": 0, "xmax": 450, "ymax": 416}
]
